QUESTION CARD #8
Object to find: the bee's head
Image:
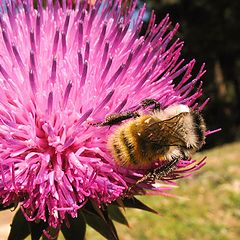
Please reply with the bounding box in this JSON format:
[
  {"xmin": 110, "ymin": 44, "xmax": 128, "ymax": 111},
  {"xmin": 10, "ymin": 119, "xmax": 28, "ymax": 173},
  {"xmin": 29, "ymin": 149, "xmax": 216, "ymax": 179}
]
[
  {"xmin": 180, "ymin": 109, "xmax": 206, "ymax": 152},
  {"xmin": 153, "ymin": 104, "xmax": 207, "ymax": 153},
  {"xmin": 162, "ymin": 104, "xmax": 206, "ymax": 151},
  {"xmin": 190, "ymin": 111, "xmax": 206, "ymax": 149}
]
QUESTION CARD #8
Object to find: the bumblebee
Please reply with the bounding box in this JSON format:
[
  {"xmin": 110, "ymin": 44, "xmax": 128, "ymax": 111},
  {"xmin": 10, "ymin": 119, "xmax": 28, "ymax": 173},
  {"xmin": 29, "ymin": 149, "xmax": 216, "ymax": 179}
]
[{"xmin": 94, "ymin": 99, "xmax": 206, "ymax": 182}]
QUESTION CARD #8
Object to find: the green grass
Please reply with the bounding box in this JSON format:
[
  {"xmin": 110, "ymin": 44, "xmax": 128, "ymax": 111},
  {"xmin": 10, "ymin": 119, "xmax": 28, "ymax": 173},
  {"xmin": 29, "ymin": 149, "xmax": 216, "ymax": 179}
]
[{"xmin": 86, "ymin": 142, "xmax": 240, "ymax": 240}]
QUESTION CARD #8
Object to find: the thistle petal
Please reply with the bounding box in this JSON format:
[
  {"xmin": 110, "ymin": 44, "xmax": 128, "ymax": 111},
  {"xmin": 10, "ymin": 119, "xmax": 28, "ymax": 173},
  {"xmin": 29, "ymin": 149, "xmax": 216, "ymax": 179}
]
[{"xmin": 0, "ymin": 0, "xmax": 207, "ymax": 228}]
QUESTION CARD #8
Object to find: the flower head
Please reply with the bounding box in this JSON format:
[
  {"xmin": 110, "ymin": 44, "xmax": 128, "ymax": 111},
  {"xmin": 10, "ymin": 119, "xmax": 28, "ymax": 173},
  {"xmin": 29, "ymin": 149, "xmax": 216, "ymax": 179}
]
[{"xmin": 0, "ymin": 0, "xmax": 207, "ymax": 229}]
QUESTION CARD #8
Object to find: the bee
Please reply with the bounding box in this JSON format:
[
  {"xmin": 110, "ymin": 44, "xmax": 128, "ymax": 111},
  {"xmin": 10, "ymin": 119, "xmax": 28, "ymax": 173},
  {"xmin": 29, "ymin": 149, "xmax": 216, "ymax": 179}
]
[{"xmin": 94, "ymin": 99, "xmax": 206, "ymax": 184}]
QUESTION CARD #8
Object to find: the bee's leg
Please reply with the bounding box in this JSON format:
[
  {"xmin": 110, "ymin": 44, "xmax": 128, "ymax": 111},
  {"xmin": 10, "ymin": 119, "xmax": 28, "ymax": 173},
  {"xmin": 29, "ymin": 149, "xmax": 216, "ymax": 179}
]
[
  {"xmin": 132, "ymin": 158, "xmax": 179, "ymax": 188},
  {"xmin": 148, "ymin": 157, "xmax": 179, "ymax": 180},
  {"xmin": 140, "ymin": 99, "xmax": 161, "ymax": 110},
  {"xmin": 92, "ymin": 111, "xmax": 140, "ymax": 126},
  {"xmin": 92, "ymin": 99, "xmax": 160, "ymax": 127}
]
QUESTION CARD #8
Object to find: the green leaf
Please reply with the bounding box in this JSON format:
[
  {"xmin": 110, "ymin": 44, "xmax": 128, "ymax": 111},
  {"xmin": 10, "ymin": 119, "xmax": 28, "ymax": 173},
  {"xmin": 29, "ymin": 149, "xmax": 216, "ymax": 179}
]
[
  {"xmin": 120, "ymin": 197, "xmax": 159, "ymax": 214},
  {"xmin": 29, "ymin": 220, "xmax": 48, "ymax": 240},
  {"xmin": 84, "ymin": 201, "xmax": 119, "ymax": 239},
  {"xmin": 103, "ymin": 212, "xmax": 119, "ymax": 240},
  {"xmin": 42, "ymin": 227, "xmax": 59, "ymax": 240},
  {"xmin": 61, "ymin": 211, "xmax": 86, "ymax": 240},
  {"xmin": 107, "ymin": 205, "xmax": 129, "ymax": 227},
  {"xmin": 83, "ymin": 208, "xmax": 119, "ymax": 240},
  {"xmin": 8, "ymin": 209, "xmax": 30, "ymax": 240},
  {"xmin": 90, "ymin": 200, "xmax": 106, "ymax": 220}
]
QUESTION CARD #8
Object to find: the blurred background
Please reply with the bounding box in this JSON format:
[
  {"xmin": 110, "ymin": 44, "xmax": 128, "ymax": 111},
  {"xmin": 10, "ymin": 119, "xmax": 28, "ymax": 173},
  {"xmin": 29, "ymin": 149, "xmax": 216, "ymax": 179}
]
[{"xmin": 136, "ymin": 0, "xmax": 240, "ymax": 149}]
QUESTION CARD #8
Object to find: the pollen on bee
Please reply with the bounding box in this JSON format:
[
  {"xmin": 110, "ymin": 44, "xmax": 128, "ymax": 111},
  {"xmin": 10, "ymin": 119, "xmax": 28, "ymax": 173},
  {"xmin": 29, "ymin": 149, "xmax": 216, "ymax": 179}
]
[
  {"xmin": 158, "ymin": 156, "xmax": 166, "ymax": 161},
  {"xmin": 144, "ymin": 117, "xmax": 151, "ymax": 124}
]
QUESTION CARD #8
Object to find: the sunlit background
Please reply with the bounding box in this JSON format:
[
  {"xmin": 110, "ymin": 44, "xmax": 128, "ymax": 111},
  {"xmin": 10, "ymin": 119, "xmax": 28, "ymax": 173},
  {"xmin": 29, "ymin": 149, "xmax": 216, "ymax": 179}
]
[
  {"xmin": 0, "ymin": 0, "xmax": 240, "ymax": 239},
  {"xmin": 137, "ymin": 0, "xmax": 240, "ymax": 149}
]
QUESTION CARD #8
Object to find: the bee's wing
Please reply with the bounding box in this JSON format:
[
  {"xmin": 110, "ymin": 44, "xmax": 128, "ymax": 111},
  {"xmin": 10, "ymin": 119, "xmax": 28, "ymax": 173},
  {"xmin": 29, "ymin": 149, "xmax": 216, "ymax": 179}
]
[{"xmin": 144, "ymin": 113, "xmax": 187, "ymax": 147}]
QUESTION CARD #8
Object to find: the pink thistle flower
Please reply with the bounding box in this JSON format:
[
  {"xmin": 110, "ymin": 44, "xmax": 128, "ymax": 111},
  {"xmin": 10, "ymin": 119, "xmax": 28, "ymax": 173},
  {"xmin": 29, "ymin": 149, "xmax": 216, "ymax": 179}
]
[{"xmin": 0, "ymin": 0, "xmax": 209, "ymax": 235}]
